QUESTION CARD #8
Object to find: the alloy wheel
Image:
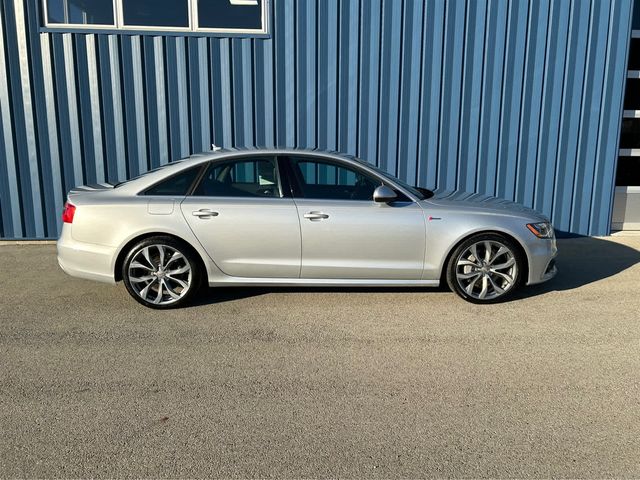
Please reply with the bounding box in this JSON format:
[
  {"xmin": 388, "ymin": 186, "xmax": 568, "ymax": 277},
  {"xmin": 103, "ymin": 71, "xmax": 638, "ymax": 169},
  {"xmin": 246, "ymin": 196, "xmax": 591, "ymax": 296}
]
[
  {"xmin": 127, "ymin": 244, "xmax": 192, "ymax": 306},
  {"xmin": 455, "ymin": 240, "xmax": 518, "ymax": 301}
]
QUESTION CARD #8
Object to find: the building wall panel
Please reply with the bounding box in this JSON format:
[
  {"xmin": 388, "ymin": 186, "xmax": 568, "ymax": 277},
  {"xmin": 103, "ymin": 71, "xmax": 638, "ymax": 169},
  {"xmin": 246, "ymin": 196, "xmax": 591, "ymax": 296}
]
[{"xmin": 0, "ymin": 0, "xmax": 633, "ymax": 238}]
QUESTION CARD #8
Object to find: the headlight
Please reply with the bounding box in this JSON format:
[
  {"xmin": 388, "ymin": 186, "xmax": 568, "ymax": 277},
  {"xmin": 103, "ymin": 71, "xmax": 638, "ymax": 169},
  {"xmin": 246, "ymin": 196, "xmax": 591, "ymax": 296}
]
[{"xmin": 526, "ymin": 222, "xmax": 554, "ymax": 239}]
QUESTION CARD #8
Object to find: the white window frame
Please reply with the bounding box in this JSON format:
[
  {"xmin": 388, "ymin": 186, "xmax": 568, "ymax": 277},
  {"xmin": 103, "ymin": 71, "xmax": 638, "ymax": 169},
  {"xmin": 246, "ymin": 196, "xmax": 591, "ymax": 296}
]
[{"xmin": 41, "ymin": 0, "xmax": 269, "ymax": 35}]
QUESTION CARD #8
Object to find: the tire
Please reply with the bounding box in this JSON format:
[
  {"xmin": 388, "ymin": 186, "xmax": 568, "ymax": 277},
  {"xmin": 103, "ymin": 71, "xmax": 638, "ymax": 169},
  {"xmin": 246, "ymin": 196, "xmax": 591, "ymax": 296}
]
[
  {"xmin": 446, "ymin": 233, "xmax": 525, "ymax": 304},
  {"xmin": 122, "ymin": 236, "xmax": 203, "ymax": 309}
]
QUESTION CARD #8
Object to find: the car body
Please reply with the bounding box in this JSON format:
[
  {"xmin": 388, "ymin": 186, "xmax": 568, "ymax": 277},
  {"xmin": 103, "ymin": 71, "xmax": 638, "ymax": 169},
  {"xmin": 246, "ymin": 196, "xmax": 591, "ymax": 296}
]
[{"xmin": 57, "ymin": 148, "xmax": 557, "ymax": 308}]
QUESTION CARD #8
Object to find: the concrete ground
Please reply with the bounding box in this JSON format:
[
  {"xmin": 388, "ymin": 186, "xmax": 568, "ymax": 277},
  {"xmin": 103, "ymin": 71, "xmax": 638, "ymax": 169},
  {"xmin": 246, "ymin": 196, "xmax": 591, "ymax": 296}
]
[{"xmin": 0, "ymin": 237, "xmax": 639, "ymax": 478}]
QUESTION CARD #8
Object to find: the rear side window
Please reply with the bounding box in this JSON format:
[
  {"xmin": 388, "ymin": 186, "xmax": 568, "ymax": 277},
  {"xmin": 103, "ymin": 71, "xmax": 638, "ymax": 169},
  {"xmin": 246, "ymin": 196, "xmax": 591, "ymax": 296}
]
[
  {"xmin": 143, "ymin": 166, "xmax": 200, "ymax": 196},
  {"xmin": 192, "ymin": 157, "xmax": 281, "ymax": 198}
]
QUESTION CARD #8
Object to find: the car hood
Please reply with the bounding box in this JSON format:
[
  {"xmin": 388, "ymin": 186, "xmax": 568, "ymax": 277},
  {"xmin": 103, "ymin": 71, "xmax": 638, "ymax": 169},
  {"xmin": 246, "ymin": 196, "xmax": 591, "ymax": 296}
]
[{"xmin": 422, "ymin": 189, "xmax": 549, "ymax": 222}]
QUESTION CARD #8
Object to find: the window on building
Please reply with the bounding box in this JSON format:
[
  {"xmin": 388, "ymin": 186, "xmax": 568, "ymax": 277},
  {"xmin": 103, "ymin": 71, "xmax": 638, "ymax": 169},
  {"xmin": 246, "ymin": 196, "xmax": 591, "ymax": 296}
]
[
  {"xmin": 46, "ymin": 0, "xmax": 114, "ymax": 25},
  {"xmin": 41, "ymin": 0, "xmax": 268, "ymax": 34},
  {"xmin": 122, "ymin": 0, "xmax": 189, "ymax": 29}
]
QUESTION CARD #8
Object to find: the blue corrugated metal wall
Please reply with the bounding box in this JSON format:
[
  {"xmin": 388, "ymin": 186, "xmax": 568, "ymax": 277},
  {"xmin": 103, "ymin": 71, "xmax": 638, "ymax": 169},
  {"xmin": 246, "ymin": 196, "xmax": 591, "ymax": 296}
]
[{"xmin": 0, "ymin": 0, "xmax": 633, "ymax": 238}]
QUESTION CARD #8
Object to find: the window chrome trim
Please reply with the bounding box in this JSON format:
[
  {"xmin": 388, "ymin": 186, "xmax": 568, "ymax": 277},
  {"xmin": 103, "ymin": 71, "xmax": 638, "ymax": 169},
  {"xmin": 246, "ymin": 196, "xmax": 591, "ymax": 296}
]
[{"xmin": 41, "ymin": 0, "xmax": 269, "ymax": 35}]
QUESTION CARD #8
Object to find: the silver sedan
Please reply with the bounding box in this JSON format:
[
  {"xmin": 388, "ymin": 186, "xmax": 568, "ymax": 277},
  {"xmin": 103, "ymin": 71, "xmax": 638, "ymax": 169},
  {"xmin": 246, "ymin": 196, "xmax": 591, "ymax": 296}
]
[{"xmin": 57, "ymin": 149, "xmax": 557, "ymax": 308}]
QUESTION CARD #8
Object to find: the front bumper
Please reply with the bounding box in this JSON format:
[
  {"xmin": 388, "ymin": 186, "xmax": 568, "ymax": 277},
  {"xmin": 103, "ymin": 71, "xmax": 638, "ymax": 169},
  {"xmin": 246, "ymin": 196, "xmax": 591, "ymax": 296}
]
[
  {"xmin": 57, "ymin": 225, "xmax": 117, "ymax": 284},
  {"xmin": 526, "ymin": 236, "xmax": 558, "ymax": 285}
]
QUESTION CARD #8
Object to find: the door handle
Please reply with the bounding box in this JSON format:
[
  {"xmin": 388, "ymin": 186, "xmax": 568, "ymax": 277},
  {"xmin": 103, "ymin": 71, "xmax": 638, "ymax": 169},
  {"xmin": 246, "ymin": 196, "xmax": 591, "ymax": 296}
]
[
  {"xmin": 303, "ymin": 211, "xmax": 329, "ymax": 221},
  {"xmin": 192, "ymin": 209, "xmax": 219, "ymax": 218}
]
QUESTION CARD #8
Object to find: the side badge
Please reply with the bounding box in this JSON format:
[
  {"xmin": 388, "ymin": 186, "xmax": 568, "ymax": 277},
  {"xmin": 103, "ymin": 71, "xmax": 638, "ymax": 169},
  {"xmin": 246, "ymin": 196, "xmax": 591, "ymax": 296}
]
[{"xmin": 428, "ymin": 216, "xmax": 442, "ymax": 221}]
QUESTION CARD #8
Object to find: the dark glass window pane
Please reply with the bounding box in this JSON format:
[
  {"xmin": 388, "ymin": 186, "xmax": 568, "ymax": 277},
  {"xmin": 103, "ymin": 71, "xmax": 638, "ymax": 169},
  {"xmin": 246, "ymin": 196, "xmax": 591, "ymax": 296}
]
[
  {"xmin": 144, "ymin": 167, "xmax": 200, "ymax": 196},
  {"xmin": 628, "ymin": 39, "xmax": 640, "ymax": 70},
  {"xmin": 633, "ymin": 0, "xmax": 640, "ymax": 30},
  {"xmin": 46, "ymin": 0, "xmax": 114, "ymax": 25},
  {"xmin": 123, "ymin": 0, "xmax": 189, "ymax": 27},
  {"xmin": 198, "ymin": 0, "xmax": 263, "ymax": 30},
  {"xmin": 616, "ymin": 157, "xmax": 640, "ymax": 186},
  {"xmin": 291, "ymin": 158, "xmax": 380, "ymax": 201},
  {"xmin": 193, "ymin": 158, "xmax": 280, "ymax": 197},
  {"xmin": 624, "ymin": 79, "xmax": 640, "ymax": 110},
  {"xmin": 620, "ymin": 119, "xmax": 640, "ymax": 149}
]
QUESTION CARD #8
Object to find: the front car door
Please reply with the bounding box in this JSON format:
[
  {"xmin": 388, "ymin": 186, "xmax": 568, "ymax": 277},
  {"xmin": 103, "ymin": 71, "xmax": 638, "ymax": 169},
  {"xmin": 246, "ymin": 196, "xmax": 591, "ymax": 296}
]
[
  {"xmin": 180, "ymin": 156, "xmax": 301, "ymax": 278},
  {"xmin": 284, "ymin": 155, "xmax": 426, "ymax": 279}
]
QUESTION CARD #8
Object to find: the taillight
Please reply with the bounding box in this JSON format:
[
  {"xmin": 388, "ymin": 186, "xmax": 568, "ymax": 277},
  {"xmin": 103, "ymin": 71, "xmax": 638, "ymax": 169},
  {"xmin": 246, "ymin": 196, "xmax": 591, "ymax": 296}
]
[{"xmin": 62, "ymin": 202, "xmax": 76, "ymax": 224}]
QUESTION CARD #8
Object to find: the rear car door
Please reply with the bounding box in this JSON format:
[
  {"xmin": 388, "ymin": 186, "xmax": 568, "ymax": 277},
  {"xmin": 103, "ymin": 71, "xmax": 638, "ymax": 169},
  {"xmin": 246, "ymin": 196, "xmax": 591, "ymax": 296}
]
[
  {"xmin": 285, "ymin": 156, "xmax": 426, "ymax": 279},
  {"xmin": 180, "ymin": 156, "xmax": 301, "ymax": 278}
]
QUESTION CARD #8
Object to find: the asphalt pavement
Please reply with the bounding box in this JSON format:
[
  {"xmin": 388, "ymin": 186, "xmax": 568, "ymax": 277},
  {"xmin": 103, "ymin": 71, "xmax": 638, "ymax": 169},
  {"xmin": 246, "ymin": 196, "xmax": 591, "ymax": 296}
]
[{"xmin": 1, "ymin": 236, "xmax": 639, "ymax": 478}]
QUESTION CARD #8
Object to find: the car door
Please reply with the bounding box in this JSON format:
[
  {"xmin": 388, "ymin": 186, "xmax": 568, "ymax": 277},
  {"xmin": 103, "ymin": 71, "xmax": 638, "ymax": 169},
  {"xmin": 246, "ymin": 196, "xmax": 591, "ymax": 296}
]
[
  {"xmin": 180, "ymin": 156, "xmax": 301, "ymax": 278},
  {"xmin": 284, "ymin": 155, "xmax": 426, "ymax": 279}
]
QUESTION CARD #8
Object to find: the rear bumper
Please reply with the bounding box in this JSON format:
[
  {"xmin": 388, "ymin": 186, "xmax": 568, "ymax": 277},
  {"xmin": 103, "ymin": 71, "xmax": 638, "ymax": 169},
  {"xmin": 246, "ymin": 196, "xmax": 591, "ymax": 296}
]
[
  {"xmin": 57, "ymin": 226, "xmax": 117, "ymax": 284},
  {"xmin": 526, "ymin": 236, "xmax": 558, "ymax": 285}
]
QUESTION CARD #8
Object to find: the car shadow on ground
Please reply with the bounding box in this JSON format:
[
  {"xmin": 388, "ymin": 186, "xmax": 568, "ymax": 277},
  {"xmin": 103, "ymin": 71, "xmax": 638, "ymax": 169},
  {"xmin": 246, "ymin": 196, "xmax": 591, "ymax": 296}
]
[
  {"xmin": 191, "ymin": 236, "xmax": 640, "ymax": 306},
  {"xmin": 510, "ymin": 235, "xmax": 640, "ymax": 301}
]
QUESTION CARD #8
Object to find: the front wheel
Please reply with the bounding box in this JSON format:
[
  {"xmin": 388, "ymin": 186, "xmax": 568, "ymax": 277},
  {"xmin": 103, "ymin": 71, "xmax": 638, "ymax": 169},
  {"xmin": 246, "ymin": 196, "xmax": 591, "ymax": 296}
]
[
  {"xmin": 122, "ymin": 236, "xmax": 202, "ymax": 309},
  {"xmin": 446, "ymin": 233, "xmax": 525, "ymax": 304}
]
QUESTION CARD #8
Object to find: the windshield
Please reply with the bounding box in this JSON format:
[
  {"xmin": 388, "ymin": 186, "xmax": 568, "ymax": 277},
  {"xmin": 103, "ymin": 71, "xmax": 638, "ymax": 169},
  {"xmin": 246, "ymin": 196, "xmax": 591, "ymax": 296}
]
[{"xmin": 348, "ymin": 157, "xmax": 427, "ymax": 200}]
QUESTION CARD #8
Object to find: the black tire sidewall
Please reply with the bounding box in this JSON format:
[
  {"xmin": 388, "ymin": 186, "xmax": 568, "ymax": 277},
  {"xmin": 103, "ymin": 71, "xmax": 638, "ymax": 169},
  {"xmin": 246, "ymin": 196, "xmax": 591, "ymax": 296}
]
[
  {"xmin": 122, "ymin": 236, "xmax": 202, "ymax": 309},
  {"xmin": 446, "ymin": 233, "xmax": 525, "ymax": 304}
]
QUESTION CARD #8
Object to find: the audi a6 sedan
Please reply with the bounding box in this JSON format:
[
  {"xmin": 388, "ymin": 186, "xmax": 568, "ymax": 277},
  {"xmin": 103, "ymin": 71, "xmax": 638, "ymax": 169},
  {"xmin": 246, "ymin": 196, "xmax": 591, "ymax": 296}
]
[{"xmin": 57, "ymin": 148, "xmax": 557, "ymax": 308}]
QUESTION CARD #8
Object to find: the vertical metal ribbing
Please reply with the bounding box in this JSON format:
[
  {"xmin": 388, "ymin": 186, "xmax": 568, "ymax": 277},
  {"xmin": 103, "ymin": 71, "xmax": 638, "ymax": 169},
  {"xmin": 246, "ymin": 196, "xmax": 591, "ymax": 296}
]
[
  {"xmin": 0, "ymin": 0, "xmax": 634, "ymax": 238},
  {"xmin": 85, "ymin": 35, "xmax": 105, "ymax": 183},
  {"xmin": 13, "ymin": 0, "xmax": 44, "ymax": 237},
  {"xmin": 397, "ymin": 0, "xmax": 424, "ymax": 186},
  {"xmin": 357, "ymin": 0, "xmax": 382, "ymax": 164},
  {"xmin": 0, "ymin": 1, "xmax": 23, "ymax": 238}
]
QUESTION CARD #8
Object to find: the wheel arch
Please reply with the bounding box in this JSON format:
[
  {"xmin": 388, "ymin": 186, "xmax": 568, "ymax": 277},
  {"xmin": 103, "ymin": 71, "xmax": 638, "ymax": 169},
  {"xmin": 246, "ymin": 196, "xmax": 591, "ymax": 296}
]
[
  {"xmin": 439, "ymin": 229, "xmax": 530, "ymax": 286},
  {"xmin": 113, "ymin": 231, "xmax": 208, "ymax": 282}
]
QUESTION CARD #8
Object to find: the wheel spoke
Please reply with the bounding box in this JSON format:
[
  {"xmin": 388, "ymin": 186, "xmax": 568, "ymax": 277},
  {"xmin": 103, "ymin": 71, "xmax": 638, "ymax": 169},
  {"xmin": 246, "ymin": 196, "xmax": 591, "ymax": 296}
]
[
  {"xmin": 163, "ymin": 279, "xmax": 181, "ymax": 300},
  {"xmin": 478, "ymin": 276, "xmax": 489, "ymax": 299},
  {"xmin": 458, "ymin": 258, "xmax": 481, "ymax": 268},
  {"xmin": 165, "ymin": 252, "xmax": 184, "ymax": 268},
  {"xmin": 470, "ymin": 244, "xmax": 480, "ymax": 263},
  {"xmin": 465, "ymin": 274, "xmax": 481, "ymax": 294},
  {"xmin": 130, "ymin": 275, "xmax": 154, "ymax": 283},
  {"xmin": 130, "ymin": 261, "xmax": 154, "ymax": 271},
  {"xmin": 458, "ymin": 271, "xmax": 482, "ymax": 280},
  {"xmin": 488, "ymin": 246, "xmax": 509, "ymax": 265},
  {"xmin": 142, "ymin": 247, "xmax": 155, "ymax": 269},
  {"xmin": 152, "ymin": 281, "xmax": 164, "ymax": 304},
  {"xmin": 157, "ymin": 245, "xmax": 166, "ymax": 269},
  {"xmin": 139, "ymin": 279, "xmax": 156, "ymax": 300},
  {"xmin": 491, "ymin": 270, "xmax": 514, "ymax": 284},
  {"xmin": 484, "ymin": 241, "xmax": 492, "ymax": 262},
  {"xmin": 166, "ymin": 275, "xmax": 188, "ymax": 289},
  {"xmin": 491, "ymin": 257, "xmax": 515, "ymax": 270},
  {"xmin": 166, "ymin": 264, "xmax": 190, "ymax": 275},
  {"xmin": 487, "ymin": 275, "xmax": 505, "ymax": 295}
]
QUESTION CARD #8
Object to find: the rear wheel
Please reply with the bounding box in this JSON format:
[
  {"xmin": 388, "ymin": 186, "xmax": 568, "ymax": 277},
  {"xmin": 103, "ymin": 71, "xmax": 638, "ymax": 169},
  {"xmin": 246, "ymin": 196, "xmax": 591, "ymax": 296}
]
[
  {"xmin": 446, "ymin": 233, "xmax": 525, "ymax": 304},
  {"xmin": 122, "ymin": 236, "xmax": 202, "ymax": 309}
]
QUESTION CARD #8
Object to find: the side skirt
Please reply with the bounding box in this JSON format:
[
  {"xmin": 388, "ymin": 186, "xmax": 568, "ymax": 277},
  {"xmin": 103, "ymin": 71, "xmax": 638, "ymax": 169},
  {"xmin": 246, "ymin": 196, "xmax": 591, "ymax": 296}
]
[{"xmin": 207, "ymin": 277, "xmax": 441, "ymax": 287}]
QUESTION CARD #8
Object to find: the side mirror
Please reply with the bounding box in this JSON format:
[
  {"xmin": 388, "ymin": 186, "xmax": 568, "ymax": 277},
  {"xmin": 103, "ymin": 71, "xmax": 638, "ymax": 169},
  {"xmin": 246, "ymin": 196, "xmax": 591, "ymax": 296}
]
[{"xmin": 373, "ymin": 185, "xmax": 397, "ymax": 203}]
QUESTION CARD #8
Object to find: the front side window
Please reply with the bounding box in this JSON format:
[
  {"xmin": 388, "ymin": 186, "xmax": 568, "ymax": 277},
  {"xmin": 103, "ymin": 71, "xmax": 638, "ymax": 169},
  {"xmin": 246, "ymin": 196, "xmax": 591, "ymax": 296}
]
[
  {"xmin": 42, "ymin": 0, "xmax": 268, "ymax": 33},
  {"xmin": 289, "ymin": 157, "xmax": 381, "ymax": 201},
  {"xmin": 193, "ymin": 157, "xmax": 281, "ymax": 198}
]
